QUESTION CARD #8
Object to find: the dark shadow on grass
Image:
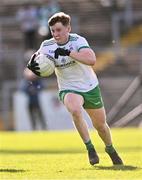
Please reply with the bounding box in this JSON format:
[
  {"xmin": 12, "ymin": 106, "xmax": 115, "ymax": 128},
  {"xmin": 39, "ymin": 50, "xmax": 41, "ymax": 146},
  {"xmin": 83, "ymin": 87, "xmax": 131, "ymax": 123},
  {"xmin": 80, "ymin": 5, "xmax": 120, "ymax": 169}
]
[
  {"xmin": 0, "ymin": 149, "xmax": 84, "ymax": 154},
  {"xmin": 0, "ymin": 168, "xmax": 26, "ymax": 173},
  {"xmin": 82, "ymin": 165, "xmax": 141, "ymax": 171},
  {"xmin": 93, "ymin": 165, "xmax": 141, "ymax": 171}
]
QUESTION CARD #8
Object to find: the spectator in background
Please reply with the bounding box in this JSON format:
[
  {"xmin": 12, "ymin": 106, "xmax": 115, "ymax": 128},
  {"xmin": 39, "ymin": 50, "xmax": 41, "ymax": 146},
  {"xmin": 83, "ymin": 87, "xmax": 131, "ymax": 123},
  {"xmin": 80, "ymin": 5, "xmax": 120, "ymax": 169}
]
[
  {"xmin": 20, "ymin": 69, "xmax": 47, "ymax": 130},
  {"xmin": 16, "ymin": 3, "xmax": 38, "ymax": 50},
  {"xmin": 38, "ymin": 0, "xmax": 60, "ymax": 41}
]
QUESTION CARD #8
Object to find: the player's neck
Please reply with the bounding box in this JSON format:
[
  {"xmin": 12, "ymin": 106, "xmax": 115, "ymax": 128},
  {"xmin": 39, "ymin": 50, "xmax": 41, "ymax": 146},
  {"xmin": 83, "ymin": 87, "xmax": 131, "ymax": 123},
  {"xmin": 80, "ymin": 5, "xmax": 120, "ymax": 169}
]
[{"xmin": 57, "ymin": 35, "xmax": 70, "ymax": 46}]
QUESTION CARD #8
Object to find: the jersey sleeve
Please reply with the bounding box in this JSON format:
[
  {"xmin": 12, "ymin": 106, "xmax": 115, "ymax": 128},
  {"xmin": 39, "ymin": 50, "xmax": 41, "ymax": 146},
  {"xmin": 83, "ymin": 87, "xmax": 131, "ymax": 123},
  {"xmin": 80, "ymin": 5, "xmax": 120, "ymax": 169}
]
[
  {"xmin": 77, "ymin": 36, "xmax": 90, "ymax": 52},
  {"xmin": 37, "ymin": 39, "xmax": 56, "ymax": 54}
]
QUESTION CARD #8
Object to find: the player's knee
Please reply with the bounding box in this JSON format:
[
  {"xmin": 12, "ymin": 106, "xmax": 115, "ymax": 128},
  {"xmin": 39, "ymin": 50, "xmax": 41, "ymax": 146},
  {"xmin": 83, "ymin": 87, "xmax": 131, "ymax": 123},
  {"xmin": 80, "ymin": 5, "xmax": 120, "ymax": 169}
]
[
  {"xmin": 72, "ymin": 108, "xmax": 82, "ymax": 119},
  {"xmin": 95, "ymin": 122, "xmax": 107, "ymax": 133},
  {"xmin": 68, "ymin": 106, "xmax": 82, "ymax": 118}
]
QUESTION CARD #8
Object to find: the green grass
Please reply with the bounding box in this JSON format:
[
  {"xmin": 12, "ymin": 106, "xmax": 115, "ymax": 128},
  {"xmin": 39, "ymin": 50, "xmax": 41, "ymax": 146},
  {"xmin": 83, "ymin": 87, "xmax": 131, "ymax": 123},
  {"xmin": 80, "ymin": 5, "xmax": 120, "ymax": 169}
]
[{"xmin": 0, "ymin": 128, "xmax": 142, "ymax": 180}]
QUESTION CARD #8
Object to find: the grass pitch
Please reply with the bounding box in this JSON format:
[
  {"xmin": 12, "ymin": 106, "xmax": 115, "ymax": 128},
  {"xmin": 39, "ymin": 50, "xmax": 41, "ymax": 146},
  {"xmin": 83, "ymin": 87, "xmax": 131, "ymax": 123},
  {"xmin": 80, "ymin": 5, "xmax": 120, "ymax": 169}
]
[{"xmin": 0, "ymin": 128, "xmax": 142, "ymax": 180}]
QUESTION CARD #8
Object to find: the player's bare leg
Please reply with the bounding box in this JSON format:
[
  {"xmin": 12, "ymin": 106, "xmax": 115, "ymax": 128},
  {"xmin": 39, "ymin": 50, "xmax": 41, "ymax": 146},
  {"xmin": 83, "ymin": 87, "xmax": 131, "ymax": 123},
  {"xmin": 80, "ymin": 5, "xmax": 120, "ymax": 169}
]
[
  {"xmin": 86, "ymin": 107, "xmax": 112, "ymax": 145},
  {"xmin": 86, "ymin": 107, "xmax": 123, "ymax": 165},
  {"xmin": 64, "ymin": 93, "xmax": 90, "ymax": 142},
  {"xmin": 64, "ymin": 93, "xmax": 99, "ymax": 165}
]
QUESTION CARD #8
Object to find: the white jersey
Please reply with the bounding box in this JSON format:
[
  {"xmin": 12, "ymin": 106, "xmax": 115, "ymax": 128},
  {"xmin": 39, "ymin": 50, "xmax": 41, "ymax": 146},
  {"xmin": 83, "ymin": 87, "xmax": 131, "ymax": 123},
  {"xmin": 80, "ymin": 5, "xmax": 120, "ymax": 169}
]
[{"xmin": 38, "ymin": 33, "xmax": 99, "ymax": 92}]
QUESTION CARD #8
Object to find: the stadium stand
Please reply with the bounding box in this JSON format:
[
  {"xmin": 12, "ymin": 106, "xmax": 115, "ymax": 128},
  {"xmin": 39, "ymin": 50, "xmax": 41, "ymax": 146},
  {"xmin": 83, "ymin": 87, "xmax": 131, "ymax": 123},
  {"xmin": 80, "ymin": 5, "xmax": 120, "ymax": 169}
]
[{"xmin": 121, "ymin": 25, "xmax": 142, "ymax": 47}]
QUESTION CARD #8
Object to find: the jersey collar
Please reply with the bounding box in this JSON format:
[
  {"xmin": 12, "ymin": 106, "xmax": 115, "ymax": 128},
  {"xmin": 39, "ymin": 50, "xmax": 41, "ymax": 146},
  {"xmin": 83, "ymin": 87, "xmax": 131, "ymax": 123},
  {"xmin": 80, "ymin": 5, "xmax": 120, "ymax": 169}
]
[{"xmin": 57, "ymin": 35, "xmax": 70, "ymax": 46}]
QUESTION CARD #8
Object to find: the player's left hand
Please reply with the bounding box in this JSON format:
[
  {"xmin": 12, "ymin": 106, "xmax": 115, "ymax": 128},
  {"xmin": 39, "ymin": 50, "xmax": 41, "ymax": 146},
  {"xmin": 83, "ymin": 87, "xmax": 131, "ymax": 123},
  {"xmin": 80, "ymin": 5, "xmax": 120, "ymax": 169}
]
[
  {"xmin": 54, "ymin": 48, "xmax": 71, "ymax": 59},
  {"xmin": 27, "ymin": 53, "xmax": 40, "ymax": 76}
]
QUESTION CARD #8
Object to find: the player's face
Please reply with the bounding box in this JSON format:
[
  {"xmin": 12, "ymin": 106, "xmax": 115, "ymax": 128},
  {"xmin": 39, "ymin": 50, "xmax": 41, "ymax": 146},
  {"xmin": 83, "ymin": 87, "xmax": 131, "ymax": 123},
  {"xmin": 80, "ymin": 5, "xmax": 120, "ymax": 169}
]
[{"xmin": 50, "ymin": 22, "xmax": 71, "ymax": 44}]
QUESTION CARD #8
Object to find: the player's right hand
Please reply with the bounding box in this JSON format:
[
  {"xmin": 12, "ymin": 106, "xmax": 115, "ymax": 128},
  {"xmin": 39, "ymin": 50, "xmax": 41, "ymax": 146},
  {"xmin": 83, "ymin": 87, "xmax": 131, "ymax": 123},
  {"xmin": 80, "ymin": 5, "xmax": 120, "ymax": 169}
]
[
  {"xmin": 54, "ymin": 48, "xmax": 71, "ymax": 59},
  {"xmin": 27, "ymin": 53, "xmax": 40, "ymax": 76}
]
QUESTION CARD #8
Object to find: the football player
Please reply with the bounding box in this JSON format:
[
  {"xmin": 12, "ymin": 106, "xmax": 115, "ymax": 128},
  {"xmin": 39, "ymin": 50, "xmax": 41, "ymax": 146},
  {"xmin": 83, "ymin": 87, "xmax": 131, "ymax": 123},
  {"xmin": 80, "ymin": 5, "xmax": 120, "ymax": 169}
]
[{"xmin": 27, "ymin": 12, "xmax": 123, "ymax": 165}]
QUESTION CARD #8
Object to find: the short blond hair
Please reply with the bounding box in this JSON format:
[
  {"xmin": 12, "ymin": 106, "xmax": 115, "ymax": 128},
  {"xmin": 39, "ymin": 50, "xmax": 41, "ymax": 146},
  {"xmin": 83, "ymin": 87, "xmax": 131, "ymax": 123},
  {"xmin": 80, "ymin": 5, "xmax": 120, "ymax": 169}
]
[{"xmin": 48, "ymin": 12, "xmax": 71, "ymax": 26}]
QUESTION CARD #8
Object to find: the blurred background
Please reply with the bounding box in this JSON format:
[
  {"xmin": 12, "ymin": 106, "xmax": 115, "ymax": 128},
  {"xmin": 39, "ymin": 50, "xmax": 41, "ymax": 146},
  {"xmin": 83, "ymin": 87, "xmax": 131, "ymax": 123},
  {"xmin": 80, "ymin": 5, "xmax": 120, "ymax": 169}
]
[{"xmin": 0, "ymin": 0, "xmax": 142, "ymax": 131}]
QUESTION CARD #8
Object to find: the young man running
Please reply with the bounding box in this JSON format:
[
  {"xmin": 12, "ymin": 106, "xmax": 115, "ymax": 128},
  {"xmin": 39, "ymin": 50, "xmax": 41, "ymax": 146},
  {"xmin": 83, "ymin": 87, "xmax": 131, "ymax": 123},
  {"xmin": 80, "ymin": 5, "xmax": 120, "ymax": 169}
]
[{"xmin": 27, "ymin": 12, "xmax": 123, "ymax": 165}]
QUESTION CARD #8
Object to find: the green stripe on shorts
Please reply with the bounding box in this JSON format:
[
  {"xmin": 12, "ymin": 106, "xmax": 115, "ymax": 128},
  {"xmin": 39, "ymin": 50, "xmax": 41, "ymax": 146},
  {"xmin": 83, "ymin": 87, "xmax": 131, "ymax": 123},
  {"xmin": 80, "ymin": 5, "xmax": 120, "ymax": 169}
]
[{"xmin": 59, "ymin": 85, "xmax": 104, "ymax": 109}]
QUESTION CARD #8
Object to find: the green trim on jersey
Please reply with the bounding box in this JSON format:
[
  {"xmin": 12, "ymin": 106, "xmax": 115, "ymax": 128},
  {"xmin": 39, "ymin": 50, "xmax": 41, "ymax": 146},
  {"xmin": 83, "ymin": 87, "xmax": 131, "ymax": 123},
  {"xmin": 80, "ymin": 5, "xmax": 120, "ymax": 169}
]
[
  {"xmin": 57, "ymin": 41, "xmax": 69, "ymax": 46},
  {"xmin": 59, "ymin": 85, "xmax": 104, "ymax": 109},
  {"xmin": 69, "ymin": 35, "xmax": 78, "ymax": 41},
  {"xmin": 42, "ymin": 39, "xmax": 56, "ymax": 47},
  {"xmin": 78, "ymin": 46, "xmax": 90, "ymax": 51},
  {"xmin": 57, "ymin": 36, "xmax": 70, "ymax": 46}
]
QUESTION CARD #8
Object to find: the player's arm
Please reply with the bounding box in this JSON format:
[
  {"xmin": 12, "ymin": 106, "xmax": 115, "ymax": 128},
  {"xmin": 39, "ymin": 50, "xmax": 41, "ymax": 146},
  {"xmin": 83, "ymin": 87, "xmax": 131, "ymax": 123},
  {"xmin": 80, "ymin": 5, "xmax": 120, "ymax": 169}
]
[
  {"xmin": 24, "ymin": 68, "xmax": 38, "ymax": 80},
  {"xmin": 69, "ymin": 48, "xmax": 96, "ymax": 66},
  {"xmin": 54, "ymin": 47, "xmax": 96, "ymax": 66}
]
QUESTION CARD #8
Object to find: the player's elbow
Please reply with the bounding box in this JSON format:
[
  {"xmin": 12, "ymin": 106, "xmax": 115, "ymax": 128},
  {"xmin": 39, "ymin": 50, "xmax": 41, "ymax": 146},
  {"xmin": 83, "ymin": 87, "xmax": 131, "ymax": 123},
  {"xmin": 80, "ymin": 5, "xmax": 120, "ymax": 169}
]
[
  {"xmin": 88, "ymin": 57, "xmax": 96, "ymax": 66},
  {"xmin": 88, "ymin": 51, "xmax": 96, "ymax": 66}
]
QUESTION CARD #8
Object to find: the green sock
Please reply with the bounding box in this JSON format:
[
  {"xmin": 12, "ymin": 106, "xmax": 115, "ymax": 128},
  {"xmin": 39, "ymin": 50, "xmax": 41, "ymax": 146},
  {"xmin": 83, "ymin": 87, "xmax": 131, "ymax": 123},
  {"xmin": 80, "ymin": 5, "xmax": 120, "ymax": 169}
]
[
  {"xmin": 85, "ymin": 140, "xmax": 94, "ymax": 151},
  {"xmin": 105, "ymin": 144, "xmax": 116, "ymax": 154}
]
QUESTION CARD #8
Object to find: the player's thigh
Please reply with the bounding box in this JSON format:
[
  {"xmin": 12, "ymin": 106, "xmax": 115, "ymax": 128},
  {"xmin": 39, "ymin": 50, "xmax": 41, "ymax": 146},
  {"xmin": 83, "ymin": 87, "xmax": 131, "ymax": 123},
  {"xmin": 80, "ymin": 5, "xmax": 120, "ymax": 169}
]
[
  {"xmin": 86, "ymin": 107, "xmax": 107, "ymax": 126},
  {"xmin": 64, "ymin": 93, "xmax": 84, "ymax": 113}
]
